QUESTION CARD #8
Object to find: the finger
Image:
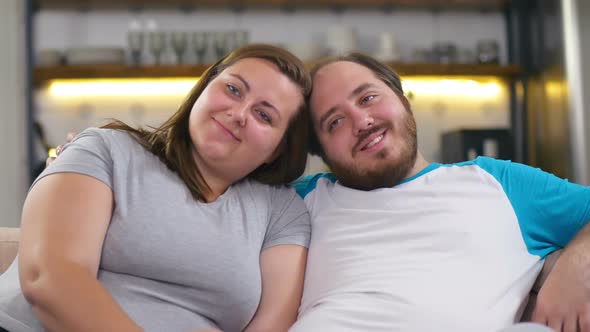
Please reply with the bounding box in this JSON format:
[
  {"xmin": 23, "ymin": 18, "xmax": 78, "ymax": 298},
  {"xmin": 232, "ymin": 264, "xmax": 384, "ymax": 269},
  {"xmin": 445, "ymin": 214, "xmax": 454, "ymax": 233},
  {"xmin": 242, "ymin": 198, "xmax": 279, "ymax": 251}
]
[
  {"xmin": 531, "ymin": 309, "xmax": 548, "ymax": 326},
  {"xmin": 547, "ymin": 318, "xmax": 563, "ymax": 332},
  {"xmin": 580, "ymin": 309, "xmax": 590, "ymax": 332},
  {"xmin": 55, "ymin": 144, "xmax": 64, "ymax": 156},
  {"xmin": 45, "ymin": 157, "xmax": 55, "ymax": 168},
  {"xmin": 564, "ymin": 315, "xmax": 578, "ymax": 332},
  {"xmin": 66, "ymin": 131, "xmax": 77, "ymax": 142}
]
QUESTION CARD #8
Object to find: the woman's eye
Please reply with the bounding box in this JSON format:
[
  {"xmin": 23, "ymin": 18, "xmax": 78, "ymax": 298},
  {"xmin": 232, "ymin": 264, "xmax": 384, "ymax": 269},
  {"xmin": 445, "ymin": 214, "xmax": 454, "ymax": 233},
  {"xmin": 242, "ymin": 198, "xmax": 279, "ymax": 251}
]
[
  {"xmin": 257, "ymin": 110, "xmax": 272, "ymax": 124},
  {"xmin": 227, "ymin": 84, "xmax": 240, "ymax": 96},
  {"xmin": 360, "ymin": 95, "xmax": 375, "ymax": 104}
]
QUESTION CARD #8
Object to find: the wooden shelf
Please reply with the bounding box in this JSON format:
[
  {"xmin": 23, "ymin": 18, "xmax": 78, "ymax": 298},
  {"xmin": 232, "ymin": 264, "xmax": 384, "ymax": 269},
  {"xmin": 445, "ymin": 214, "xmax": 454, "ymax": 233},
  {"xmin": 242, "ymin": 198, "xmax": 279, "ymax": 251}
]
[
  {"xmin": 34, "ymin": 0, "xmax": 510, "ymax": 11},
  {"xmin": 34, "ymin": 64, "xmax": 209, "ymax": 85},
  {"xmin": 386, "ymin": 63, "xmax": 521, "ymax": 77},
  {"xmin": 34, "ymin": 63, "xmax": 520, "ymax": 85}
]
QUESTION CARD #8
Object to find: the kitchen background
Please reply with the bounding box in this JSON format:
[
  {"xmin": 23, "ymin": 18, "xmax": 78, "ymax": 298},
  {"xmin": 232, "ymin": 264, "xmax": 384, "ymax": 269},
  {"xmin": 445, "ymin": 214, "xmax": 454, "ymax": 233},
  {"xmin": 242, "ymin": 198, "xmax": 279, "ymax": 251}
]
[{"xmin": 2, "ymin": 0, "xmax": 589, "ymax": 226}]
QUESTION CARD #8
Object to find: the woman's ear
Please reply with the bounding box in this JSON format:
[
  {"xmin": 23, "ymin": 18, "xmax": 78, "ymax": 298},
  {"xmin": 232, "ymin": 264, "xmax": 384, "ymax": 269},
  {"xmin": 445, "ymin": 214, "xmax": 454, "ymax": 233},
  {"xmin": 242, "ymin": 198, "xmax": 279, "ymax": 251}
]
[{"xmin": 265, "ymin": 137, "xmax": 287, "ymax": 164}]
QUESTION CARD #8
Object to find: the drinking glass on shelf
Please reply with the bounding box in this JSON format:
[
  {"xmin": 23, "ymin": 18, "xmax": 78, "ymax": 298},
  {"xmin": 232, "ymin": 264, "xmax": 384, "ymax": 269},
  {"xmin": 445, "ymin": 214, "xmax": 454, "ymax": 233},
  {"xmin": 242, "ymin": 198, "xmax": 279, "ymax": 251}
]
[
  {"xmin": 476, "ymin": 40, "xmax": 500, "ymax": 64},
  {"xmin": 191, "ymin": 31, "xmax": 209, "ymax": 64},
  {"xmin": 234, "ymin": 30, "xmax": 249, "ymax": 49},
  {"xmin": 148, "ymin": 31, "xmax": 166, "ymax": 65},
  {"xmin": 127, "ymin": 20, "xmax": 144, "ymax": 65},
  {"xmin": 213, "ymin": 31, "xmax": 230, "ymax": 58},
  {"xmin": 171, "ymin": 31, "xmax": 188, "ymax": 64}
]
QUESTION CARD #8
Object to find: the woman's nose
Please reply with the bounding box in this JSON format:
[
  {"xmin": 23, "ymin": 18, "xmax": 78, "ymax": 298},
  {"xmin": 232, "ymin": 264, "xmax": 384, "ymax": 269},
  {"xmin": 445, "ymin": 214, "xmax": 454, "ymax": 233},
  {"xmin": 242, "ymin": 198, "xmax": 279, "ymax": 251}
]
[{"xmin": 227, "ymin": 104, "xmax": 249, "ymax": 127}]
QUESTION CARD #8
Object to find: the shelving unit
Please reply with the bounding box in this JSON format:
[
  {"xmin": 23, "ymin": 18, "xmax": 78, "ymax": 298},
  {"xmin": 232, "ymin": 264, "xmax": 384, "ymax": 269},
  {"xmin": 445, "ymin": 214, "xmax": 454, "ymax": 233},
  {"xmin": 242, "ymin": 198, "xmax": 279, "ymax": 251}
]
[
  {"xmin": 25, "ymin": 0, "xmax": 535, "ymax": 178},
  {"xmin": 33, "ymin": 0, "xmax": 511, "ymax": 10},
  {"xmin": 33, "ymin": 63, "xmax": 520, "ymax": 85}
]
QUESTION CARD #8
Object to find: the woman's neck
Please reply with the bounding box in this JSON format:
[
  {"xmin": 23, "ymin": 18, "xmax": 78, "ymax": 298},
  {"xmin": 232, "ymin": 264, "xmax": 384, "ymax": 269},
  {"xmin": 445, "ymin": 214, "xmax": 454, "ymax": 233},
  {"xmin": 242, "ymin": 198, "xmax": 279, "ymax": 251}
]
[{"xmin": 192, "ymin": 152, "xmax": 234, "ymax": 203}]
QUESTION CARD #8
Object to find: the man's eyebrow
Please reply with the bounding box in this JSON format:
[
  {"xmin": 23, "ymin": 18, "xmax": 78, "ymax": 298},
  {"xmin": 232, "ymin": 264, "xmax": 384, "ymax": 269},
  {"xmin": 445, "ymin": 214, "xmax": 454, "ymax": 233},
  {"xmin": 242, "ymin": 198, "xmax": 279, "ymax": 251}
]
[
  {"xmin": 351, "ymin": 83, "xmax": 375, "ymax": 98},
  {"xmin": 319, "ymin": 107, "xmax": 338, "ymax": 129},
  {"xmin": 318, "ymin": 83, "xmax": 376, "ymax": 129},
  {"xmin": 229, "ymin": 73, "xmax": 250, "ymax": 92}
]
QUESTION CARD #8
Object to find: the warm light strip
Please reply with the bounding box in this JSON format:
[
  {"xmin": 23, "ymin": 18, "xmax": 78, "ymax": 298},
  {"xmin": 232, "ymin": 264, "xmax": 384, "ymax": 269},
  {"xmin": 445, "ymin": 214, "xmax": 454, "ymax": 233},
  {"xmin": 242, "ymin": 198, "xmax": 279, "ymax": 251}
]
[
  {"xmin": 402, "ymin": 78, "xmax": 502, "ymax": 98},
  {"xmin": 46, "ymin": 77, "xmax": 502, "ymax": 98},
  {"xmin": 47, "ymin": 78, "xmax": 199, "ymax": 97}
]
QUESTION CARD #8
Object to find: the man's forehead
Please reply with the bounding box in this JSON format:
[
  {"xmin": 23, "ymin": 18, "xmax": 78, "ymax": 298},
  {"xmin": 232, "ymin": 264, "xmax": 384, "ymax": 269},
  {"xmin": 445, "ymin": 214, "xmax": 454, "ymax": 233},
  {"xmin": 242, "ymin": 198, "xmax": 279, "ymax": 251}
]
[{"xmin": 313, "ymin": 61, "xmax": 371, "ymax": 84}]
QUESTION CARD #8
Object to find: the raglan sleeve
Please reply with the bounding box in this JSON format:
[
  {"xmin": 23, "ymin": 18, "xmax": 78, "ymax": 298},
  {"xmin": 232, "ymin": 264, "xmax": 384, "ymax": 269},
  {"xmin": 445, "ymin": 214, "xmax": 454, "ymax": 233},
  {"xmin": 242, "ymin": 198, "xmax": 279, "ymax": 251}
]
[{"xmin": 476, "ymin": 156, "xmax": 590, "ymax": 258}]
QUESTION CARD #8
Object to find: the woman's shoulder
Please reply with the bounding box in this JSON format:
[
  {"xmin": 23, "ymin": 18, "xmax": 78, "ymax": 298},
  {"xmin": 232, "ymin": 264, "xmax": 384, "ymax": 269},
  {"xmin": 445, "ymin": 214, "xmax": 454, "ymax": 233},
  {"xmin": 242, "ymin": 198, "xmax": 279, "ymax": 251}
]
[
  {"xmin": 76, "ymin": 127, "xmax": 135, "ymax": 142},
  {"xmin": 72, "ymin": 127, "xmax": 143, "ymax": 152}
]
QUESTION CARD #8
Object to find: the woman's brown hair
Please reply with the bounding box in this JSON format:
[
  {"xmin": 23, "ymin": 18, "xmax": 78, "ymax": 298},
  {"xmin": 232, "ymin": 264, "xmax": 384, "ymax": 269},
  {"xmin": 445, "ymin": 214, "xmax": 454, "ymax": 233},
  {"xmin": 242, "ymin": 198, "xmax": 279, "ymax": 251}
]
[{"xmin": 103, "ymin": 44, "xmax": 312, "ymax": 202}]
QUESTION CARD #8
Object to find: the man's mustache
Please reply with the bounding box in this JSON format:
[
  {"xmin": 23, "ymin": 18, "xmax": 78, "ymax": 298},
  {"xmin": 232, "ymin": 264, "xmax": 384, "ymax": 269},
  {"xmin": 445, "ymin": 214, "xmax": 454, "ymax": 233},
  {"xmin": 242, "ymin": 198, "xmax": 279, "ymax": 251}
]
[{"xmin": 353, "ymin": 125, "xmax": 389, "ymax": 152}]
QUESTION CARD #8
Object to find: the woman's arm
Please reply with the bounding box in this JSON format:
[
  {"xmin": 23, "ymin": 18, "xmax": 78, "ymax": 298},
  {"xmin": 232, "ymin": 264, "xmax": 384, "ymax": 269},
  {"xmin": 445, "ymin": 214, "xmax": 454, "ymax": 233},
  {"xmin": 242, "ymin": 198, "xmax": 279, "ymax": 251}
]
[
  {"xmin": 19, "ymin": 173, "xmax": 143, "ymax": 332},
  {"xmin": 243, "ymin": 245, "xmax": 307, "ymax": 332}
]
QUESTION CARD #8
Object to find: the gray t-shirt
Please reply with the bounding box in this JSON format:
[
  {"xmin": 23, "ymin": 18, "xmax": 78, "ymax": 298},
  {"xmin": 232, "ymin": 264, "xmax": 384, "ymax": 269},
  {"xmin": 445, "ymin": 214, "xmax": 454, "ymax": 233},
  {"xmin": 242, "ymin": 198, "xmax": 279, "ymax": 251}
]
[{"xmin": 0, "ymin": 128, "xmax": 311, "ymax": 332}]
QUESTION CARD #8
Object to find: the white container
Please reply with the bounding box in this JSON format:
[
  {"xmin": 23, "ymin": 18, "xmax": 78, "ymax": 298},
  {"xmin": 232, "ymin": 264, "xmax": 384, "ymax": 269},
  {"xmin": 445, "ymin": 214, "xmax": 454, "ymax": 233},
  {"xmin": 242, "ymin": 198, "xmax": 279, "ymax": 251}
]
[
  {"xmin": 65, "ymin": 47, "xmax": 126, "ymax": 65},
  {"xmin": 325, "ymin": 25, "xmax": 357, "ymax": 56},
  {"xmin": 287, "ymin": 43, "xmax": 322, "ymax": 61},
  {"xmin": 375, "ymin": 32, "xmax": 400, "ymax": 62}
]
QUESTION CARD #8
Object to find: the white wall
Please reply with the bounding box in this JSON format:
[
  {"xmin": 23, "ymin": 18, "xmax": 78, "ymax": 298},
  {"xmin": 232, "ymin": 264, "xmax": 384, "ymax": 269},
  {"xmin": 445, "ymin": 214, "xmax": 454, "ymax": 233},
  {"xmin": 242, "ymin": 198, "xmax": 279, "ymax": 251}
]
[
  {"xmin": 0, "ymin": 0, "xmax": 28, "ymax": 226},
  {"xmin": 563, "ymin": 0, "xmax": 590, "ymax": 184}
]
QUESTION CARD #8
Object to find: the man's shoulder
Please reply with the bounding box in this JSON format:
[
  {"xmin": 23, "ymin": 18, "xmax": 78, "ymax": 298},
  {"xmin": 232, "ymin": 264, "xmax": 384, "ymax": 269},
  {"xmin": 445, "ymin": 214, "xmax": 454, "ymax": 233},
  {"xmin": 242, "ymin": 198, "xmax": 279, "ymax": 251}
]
[{"xmin": 291, "ymin": 173, "xmax": 337, "ymax": 199}]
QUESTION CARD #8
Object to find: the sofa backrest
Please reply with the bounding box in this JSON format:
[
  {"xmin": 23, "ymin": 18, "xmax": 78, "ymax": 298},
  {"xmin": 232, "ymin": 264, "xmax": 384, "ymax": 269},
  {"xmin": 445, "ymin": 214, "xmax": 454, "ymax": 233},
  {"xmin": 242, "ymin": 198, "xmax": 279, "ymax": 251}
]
[{"xmin": 0, "ymin": 227, "xmax": 19, "ymax": 274}]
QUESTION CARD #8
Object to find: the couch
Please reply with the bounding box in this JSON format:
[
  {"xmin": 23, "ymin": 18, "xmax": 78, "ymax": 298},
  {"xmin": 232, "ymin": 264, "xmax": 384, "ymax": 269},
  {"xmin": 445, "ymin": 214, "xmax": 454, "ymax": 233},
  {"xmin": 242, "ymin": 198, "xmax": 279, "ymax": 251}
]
[{"xmin": 0, "ymin": 227, "xmax": 561, "ymax": 321}]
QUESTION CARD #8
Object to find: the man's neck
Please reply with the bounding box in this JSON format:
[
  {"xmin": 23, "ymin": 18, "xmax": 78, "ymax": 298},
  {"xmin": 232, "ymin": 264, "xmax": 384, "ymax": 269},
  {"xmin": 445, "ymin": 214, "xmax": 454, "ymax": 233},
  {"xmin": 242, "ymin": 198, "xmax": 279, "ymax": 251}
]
[{"xmin": 403, "ymin": 151, "xmax": 430, "ymax": 181}]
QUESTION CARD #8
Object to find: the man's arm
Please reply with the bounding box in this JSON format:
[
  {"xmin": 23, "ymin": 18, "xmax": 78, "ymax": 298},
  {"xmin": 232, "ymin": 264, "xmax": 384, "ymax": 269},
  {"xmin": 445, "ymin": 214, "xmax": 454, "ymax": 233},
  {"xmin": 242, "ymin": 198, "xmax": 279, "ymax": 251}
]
[{"xmin": 533, "ymin": 221, "xmax": 590, "ymax": 332}]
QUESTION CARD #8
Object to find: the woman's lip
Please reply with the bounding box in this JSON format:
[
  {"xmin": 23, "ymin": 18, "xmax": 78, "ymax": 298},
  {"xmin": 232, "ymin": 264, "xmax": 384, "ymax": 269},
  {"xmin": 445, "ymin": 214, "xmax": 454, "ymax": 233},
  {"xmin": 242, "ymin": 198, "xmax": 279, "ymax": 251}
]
[{"xmin": 212, "ymin": 117, "xmax": 241, "ymax": 142}]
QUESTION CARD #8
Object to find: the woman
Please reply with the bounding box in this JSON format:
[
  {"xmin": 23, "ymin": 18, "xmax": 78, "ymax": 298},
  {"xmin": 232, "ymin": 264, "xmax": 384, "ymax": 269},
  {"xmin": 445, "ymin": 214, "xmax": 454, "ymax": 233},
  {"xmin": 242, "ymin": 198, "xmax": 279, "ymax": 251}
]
[{"xmin": 0, "ymin": 44, "xmax": 312, "ymax": 332}]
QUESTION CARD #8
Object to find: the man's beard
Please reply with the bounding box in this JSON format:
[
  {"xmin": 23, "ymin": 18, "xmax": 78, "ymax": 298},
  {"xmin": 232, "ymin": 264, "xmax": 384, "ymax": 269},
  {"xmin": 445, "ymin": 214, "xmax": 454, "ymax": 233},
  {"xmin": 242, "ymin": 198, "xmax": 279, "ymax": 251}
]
[{"xmin": 326, "ymin": 112, "xmax": 418, "ymax": 191}]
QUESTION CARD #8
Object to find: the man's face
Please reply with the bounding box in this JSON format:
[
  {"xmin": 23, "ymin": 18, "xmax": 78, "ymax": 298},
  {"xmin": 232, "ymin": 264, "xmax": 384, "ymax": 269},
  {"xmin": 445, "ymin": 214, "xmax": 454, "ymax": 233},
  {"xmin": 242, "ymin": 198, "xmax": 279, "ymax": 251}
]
[{"xmin": 310, "ymin": 61, "xmax": 418, "ymax": 190}]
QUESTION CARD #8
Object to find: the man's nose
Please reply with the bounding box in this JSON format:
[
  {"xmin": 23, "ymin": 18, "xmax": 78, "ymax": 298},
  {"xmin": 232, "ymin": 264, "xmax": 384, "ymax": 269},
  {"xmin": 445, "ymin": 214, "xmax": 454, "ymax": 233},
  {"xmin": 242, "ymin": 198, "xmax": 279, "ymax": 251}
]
[{"xmin": 350, "ymin": 108, "xmax": 374, "ymax": 136}]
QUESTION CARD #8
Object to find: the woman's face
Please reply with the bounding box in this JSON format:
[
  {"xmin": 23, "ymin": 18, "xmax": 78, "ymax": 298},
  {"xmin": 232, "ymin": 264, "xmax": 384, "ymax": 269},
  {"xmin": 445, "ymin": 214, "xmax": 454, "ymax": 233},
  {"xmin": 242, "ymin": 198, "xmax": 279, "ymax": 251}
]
[{"xmin": 189, "ymin": 58, "xmax": 302, "ymax": 183}]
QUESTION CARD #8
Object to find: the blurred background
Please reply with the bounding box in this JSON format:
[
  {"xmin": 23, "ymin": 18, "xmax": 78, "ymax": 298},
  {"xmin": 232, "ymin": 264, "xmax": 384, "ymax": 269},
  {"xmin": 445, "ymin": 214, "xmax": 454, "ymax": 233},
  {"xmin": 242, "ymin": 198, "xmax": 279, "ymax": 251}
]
[{"xmin": 1, "ymin": 0, "xmax": 589, "ymax": 226}]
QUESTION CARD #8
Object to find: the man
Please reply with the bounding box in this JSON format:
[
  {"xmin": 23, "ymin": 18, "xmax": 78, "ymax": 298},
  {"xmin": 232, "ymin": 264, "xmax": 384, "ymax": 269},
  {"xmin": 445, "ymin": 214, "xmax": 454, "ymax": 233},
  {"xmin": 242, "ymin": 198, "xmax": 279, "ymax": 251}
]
[{"xmin": 290, "ymin": 53, "xmax": 590, "ymax": 332}]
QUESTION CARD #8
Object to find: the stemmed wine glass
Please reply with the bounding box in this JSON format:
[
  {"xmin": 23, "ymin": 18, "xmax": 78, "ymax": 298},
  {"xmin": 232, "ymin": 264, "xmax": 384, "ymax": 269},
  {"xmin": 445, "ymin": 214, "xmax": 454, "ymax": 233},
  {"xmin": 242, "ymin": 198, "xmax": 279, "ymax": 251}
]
[
  {"xmin": 191, "ymin": 31, "xmax": 209, "ymax": 64},
  {"xmin": 234, "ymin": 30, "xmax": 249, "ymax": 49},
  {"xmin": 146, "ymin": 20, "xmax": 166, "ymax": 65},
  {"xmin": 213, "ymin": 31, "xmax": 230, "ymax": 58},
  {"xmin": 171, "ymin": 31, "xmax": 188, "ymax": 64},
  {"xmin": 127, "ymin": 20, "xmax": 144, "ymax": 65}
]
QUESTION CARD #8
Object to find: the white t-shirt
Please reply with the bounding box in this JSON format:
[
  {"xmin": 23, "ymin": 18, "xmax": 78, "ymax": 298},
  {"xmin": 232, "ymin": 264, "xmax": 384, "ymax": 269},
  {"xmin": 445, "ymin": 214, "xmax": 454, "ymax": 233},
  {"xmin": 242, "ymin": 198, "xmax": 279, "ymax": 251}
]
[{"xmin": 290, "ymin": 158, "xmax": 590, "ymax": 332}]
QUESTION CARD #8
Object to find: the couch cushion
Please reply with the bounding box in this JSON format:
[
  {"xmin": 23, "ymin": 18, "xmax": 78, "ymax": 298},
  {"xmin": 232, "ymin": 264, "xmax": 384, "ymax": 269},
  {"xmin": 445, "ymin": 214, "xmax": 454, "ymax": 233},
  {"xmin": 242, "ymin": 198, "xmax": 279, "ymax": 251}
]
[{"xmin": 0, "ymin": 227, "xmax": 20, "ymax": 274}]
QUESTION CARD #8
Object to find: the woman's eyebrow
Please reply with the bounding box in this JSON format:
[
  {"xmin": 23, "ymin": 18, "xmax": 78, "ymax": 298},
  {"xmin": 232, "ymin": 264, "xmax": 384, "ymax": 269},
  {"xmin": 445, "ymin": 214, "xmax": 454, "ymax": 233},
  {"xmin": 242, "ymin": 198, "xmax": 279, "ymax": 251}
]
[{"xmin": 229, "ymin": 73, "xmax": 250, "ymax": 92}]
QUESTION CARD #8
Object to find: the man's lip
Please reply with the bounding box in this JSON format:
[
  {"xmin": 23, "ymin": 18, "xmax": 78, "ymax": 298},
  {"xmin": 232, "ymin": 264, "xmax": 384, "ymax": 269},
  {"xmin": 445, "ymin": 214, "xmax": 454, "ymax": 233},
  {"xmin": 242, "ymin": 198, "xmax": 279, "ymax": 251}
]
[
  {"xmin": 355, "ymin": 128, "xmax": 387, "ymax": 152},
  {"xmin": 212, "ymin": 117, "xmax": 241, "ymax": 142}
]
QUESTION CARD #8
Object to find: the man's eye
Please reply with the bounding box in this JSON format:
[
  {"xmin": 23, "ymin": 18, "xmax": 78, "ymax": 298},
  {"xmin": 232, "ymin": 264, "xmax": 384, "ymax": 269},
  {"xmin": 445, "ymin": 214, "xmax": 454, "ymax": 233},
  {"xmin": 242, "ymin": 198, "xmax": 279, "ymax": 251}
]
[
  {"xmin": 328, "ymin": 118, "xmax": 342, "ymax": 131},
  {"xmin": 360, "ymin": 95, "xmax": 375, "ymax": 104},
  {"xmin": 257, "ymin": 110, "xmax": 272, "ymax": 124},
  {"xmin": 227, "ymin": 84, "xmax": 240, "ymax": 96}
]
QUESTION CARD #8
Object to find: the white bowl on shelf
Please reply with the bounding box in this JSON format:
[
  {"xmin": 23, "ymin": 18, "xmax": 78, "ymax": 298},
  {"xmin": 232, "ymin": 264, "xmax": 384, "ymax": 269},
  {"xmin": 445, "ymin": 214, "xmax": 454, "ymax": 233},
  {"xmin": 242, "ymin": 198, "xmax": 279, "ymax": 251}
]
[
  {"xmin": 36, "ymin": 49, "xmax": 63, "ymax": 66},
  {"xmin": 65, "ymin": 47, "xmax": 126, "ymax": 65}
]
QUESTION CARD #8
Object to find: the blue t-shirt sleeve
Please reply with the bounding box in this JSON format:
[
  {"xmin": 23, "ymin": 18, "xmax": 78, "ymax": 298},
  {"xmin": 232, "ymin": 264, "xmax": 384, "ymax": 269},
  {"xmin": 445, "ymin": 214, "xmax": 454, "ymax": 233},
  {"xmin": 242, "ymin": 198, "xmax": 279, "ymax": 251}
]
[
  {"xmin": 476, "ymin": 156, "xmax": 590, "ymax": 257},
  {"xmin": 291, "ymin": 173, "xmax": 336, "ymax": 199}
]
